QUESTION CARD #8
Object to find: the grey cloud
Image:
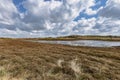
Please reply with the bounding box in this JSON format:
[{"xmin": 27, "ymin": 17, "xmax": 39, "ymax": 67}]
[
  {"xmin": 0, "ymin": 0, "xmax": 120, "ymax": 37},
  {"xmin": 98, "ymin": 0, "xmax": 120, "ymax": 19}
]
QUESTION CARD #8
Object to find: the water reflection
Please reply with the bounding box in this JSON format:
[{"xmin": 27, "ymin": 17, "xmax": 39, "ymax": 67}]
[{"xmin": 36, "ymin": 40, "xmax": 120, "ymax": 47}]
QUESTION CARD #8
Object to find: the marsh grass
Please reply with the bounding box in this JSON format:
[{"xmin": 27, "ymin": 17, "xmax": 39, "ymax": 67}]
[
  {"xmin": 23, "ymin": 35, "xmax": 120, "ymax": 41},
  {"xmin": 0, "ymin": 38, "xmax": 120, "ymax": 80},
  {"xmin": 0, "ymin": 66, "xmax": 16, "ymax": 80}
]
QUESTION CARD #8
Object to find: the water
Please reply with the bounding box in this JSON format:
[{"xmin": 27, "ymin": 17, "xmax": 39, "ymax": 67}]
[{"xmin": 35, "ymin": 40, "xmax": 120, "ymax": 47}]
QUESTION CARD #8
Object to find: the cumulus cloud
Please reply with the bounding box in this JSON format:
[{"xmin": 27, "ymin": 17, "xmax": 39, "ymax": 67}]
[
  {"xmin": 0, "ymin": 0, "xmax": 30, "ymax": 31},
  {"xmin": 0, "ymin": 0, "xmax": 120, "ymax": 37},
  {"xmin": 0, "ymin": 0, "xmax": 18, "ymax": 25},
  {"xmin": 95, "ymin": 0, "xmax": 120, "ymax": 35},
  {"xmin": 98, "ymin": 0, "xmax": 120, "ymax": 19},
  {"xmin": 72, "ymin": 18, "xmax": 97, "ymax": 35},
  {"xmin": 22, "ymin": 0, "xmax": 96, "ymax": 31},
  {"xmin": 92, "ymin": 17, "xmax": 120, "ymax": 35},
  {"xmin": 84, "ymin": 8, "xmax": 97, "ymax": 15}
]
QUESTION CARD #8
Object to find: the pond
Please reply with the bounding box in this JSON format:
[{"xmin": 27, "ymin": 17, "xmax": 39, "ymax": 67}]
[{"xmin": 34, "ymin": 40, "xmax": 120, "ymax": 47}]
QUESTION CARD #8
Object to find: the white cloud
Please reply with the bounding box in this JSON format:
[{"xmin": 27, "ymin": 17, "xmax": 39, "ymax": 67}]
[
  {"xmin": 0, "ymin": 0, "xmax": 18, "ymax": 25},
  {"xmin": 72, "ymin": 18, "xmax": 97, "ymax": 34},
  {"xmin": 22, "ymin": 0, "xmax": 94, "ymax": 31},
  {"xmin": 94, "ymin": 0, "xmax": 120, "ymax": 35},
  {"xmin": 0, "ymin": 0, "xmax": 120, "ymax": 37},
  {"xmin": 93, "ymin": 17, "xmax": 120, "ymax": 35},
  {"xmin": 72, "ymin": 17, "xmax": 120, "ymax": 36},
  {"xmin": 85, "ymin": 8, "xmax": 97, "ymax": 15}
]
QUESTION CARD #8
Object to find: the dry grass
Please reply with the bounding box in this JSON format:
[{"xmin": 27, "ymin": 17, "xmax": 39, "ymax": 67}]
[
  {"xmin": 23, "ymin": 35, "xmax": 120, "ymax": 41},
  {"xmin": 0, "ymin": 38, "xmax": 120, "ymax": 80}
]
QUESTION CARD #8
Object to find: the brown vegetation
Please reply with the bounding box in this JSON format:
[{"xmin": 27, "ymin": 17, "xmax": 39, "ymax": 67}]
[
  {"xmin": 23, "ymin": 35, "xmax": 120, "ymax": 41},
  {"xmin": 0, "ymin": 38, "xmax": 120, "ymax": 80}
]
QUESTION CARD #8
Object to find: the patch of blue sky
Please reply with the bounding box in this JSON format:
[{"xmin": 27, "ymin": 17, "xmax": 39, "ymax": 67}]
[
  {"xmin": 13, "ymin": 0, "xmax": 61, "ymax": 12},
  {"xmin": 74, "ymin": 0, "xmax": 108, "ymax": 21},
  {"xmin": 74, "ymin": 12, "xmax": 98, "ymax": 21},
  {"xmin": 13, "ymin": 0, "xmax": 108, "ymax": 21},
  {"xmin": 12, "ymin": 0, "xmax": 26, "ymax": 13},
  {"xmin": 92, "ymin": 0, "xmax": 107, "ymax": 10}
]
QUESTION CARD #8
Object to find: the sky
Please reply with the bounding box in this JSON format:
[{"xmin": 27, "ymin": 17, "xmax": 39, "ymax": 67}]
[{"xmin": 0, "ymin": 0, "xmax": 120, "ymax": 38}]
